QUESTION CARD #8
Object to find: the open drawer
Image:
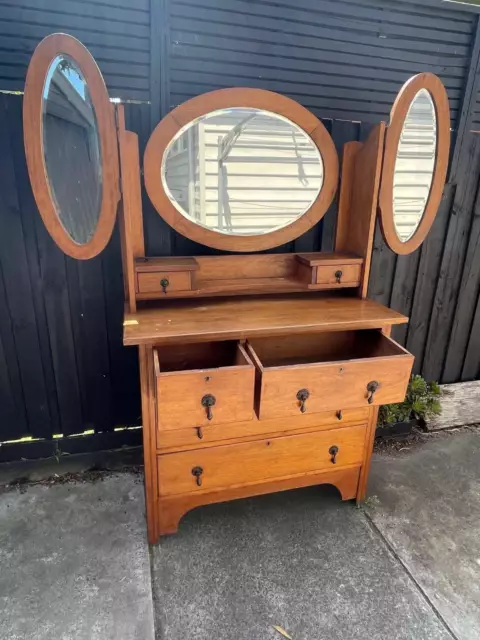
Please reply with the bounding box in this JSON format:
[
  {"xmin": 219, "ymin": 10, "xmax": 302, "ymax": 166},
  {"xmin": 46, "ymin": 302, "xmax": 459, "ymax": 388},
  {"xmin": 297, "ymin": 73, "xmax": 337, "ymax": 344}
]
[
  {"xmin": 154, "ymin": 341, "xmax": 255, "ymax": 430},
  {"xmin": 246, "ymin": 331, "xmax": 414, "ymax": 420}
]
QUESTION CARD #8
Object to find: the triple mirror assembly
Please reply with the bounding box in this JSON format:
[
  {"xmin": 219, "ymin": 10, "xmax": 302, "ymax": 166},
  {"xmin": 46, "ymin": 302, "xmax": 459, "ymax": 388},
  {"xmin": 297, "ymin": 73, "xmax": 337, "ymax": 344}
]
[{"xmin": 23, "ymin": 33, "xmax": 450, "ymax": 260}]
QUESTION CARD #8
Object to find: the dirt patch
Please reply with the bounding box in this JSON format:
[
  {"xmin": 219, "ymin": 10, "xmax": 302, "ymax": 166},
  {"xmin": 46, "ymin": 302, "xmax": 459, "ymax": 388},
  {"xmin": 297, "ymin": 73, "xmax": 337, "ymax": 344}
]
[
  {"xmin": 1, "ymin": 465, "xmax": 144, "ymax": 494},
  {"xmin": 374, "ymin": 423, "xmax": 480, "ymax": 457}
]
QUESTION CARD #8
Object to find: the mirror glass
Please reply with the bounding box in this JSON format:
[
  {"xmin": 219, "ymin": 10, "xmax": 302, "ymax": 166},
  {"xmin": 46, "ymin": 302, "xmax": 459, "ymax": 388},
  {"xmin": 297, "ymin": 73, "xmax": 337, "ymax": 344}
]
[
  {"xmin": 393, "ymin": 88, "xmax": 437, "ymax": 242},
  {"xmin": 42, "ymin": 55, "xmax": 102, "ymax": 244},
  {"xmin": 162, "ymin": 108, "xmax": 323, "ymax": 235}
]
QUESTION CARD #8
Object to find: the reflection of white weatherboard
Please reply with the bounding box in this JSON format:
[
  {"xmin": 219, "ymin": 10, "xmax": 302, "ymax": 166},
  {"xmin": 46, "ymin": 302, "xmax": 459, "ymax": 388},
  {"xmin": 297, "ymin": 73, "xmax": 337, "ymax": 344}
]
[
  {"xmin": 162, "ymin": 107, "xmax": 324, "ymax": 235},
  {"xmin": 393, "ymin": 88, "xmax": 436, "ymax": 242}
]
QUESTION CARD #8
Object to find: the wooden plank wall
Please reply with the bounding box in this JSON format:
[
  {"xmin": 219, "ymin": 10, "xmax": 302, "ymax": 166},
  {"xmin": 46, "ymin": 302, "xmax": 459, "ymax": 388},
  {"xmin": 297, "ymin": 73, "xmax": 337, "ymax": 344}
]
[{"xmin": 0, "ymin": 0, "xmax": 479, "ymax": 459}]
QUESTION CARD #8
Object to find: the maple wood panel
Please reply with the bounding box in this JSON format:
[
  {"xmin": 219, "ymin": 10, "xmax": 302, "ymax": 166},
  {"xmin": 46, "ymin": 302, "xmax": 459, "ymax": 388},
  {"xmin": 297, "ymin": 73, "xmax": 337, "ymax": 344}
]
[
  {"xmin": 157, "ymin": 424, "xmax": 366, "ymax": 496},
  {"xmin": 123, "ymin": 296, "xmax": 408, "ymax": 346},
  {"xmin": 247, "ymin": 331, "xmax": 414, "ymax": 419},
  {"xmin": 157, "ymin": 407, "xmax": 370, "ymax": 452},
  {"xmin": 154, "ymin": 342, "xmax": 255, "ymax": 430},
  {"xmin": 137, "ymin": 270, "xmax": 192, "ymax": 294},
  {"xmin": 156, "ymin": 466, "xmax": 361, "ymax": 536}
]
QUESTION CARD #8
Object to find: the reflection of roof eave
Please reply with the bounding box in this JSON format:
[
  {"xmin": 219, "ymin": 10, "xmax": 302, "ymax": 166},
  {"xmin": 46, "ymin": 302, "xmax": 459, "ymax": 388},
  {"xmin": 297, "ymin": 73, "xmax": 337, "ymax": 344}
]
[{"xmin": 49, "ymin": 72, "xmax": 95, "ymax": 128}]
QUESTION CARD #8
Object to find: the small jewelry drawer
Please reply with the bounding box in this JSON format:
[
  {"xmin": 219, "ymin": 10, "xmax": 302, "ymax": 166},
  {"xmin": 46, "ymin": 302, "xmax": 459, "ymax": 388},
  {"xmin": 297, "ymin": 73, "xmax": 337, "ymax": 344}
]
[
  {"xmin": 137, "ymin": 270, "xmax": 192, "ymax": 294},
  {"xmin": 157, "ymin": 424, "xmax": 366, "ymax": 496},
  {"xmin": 296, "ymin": 253, "xmax": 363, "ymax": 288},
  {"xmin": 154, "ymin": 341, "xmax": 255, "ymax": 431},
  {"xmin": 135, "ymin": 257, "xmax": 198, "ymax": 296},
  {"xmin": 246, "ymin": 330, "xmax": 414, "ymax": 420},
  {"xmin": 315, "ymin": 263, "xmax": 361, "ymax": 286}
]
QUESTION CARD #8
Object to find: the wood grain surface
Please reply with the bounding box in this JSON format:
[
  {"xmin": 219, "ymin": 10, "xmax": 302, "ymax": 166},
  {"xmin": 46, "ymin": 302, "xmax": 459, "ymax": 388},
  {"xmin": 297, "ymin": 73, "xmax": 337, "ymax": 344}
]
[
  {"xmin": 123, "ymin": 295, "xmax": 408, "ymax": 345},
  {"xmin": 157, "ymin": 424, "xmax": 366, "ymax": 496}
]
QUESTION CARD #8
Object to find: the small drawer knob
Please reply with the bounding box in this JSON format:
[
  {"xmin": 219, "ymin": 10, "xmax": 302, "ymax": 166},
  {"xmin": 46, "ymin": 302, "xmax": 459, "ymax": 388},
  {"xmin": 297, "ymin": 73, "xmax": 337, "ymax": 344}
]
[
  {"xmin": 336, "ymin": 410, "xmax": 343, "ymax": 421},
  {"xmin": 366, "ymin": 380, "xmax": 379, "ymax": 404},
  {"xmin": 201, "ymin": 394, "xmax": 216, "ymax": 420},
  {"xmin": 160, "ymin": 277, "xmax": 169, "ymax": 294},
  {"xmin": 329, "ymin": 445, "xmax": 339, "ymax": 464},
  {"xmin": 335, "ymin": 270, "xmax": 343, "ymax": 284},
  {"xmin": 191, "ymin": 466, "xmax": 203, "ymax": 486},
  {"xmin": 296, "ymin": 388, "xmax": 310, "ymax": 413}
]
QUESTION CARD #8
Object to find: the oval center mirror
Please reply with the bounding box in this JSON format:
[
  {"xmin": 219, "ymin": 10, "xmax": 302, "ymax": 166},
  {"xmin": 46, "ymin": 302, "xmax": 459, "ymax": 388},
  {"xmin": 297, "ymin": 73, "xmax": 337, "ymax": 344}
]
[
  {"xmin": 393, "ymin": 88, "xmax": 437, "ymax": 242},
  {"xmin": 43, "ymin": 55, "xmax": 102, "ymax": 245},
  {"xmin": 161, "ymin": 108, "xmax": 324, "ymax": 235}
]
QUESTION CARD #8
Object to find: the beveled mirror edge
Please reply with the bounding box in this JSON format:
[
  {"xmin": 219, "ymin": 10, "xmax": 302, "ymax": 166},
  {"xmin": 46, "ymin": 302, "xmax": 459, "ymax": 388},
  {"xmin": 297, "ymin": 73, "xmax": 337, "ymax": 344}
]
[
  {"xmin": 378, "ymin": 72, "xmax": 450, "ymax": 256},
  {"xmin": 23, "ymin": 33, "xmax": 120, "ymax": 260},
  {"xmin": 144, "ymin": 88, "xmax": 339, "ymax": 253}
]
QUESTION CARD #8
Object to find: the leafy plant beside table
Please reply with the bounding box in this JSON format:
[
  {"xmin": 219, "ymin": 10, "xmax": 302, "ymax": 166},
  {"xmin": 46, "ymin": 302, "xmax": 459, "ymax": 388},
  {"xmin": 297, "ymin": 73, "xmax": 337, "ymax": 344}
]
[{"xmin": 376, "ymin": 375, "xmax": 442, "ymax": 438}]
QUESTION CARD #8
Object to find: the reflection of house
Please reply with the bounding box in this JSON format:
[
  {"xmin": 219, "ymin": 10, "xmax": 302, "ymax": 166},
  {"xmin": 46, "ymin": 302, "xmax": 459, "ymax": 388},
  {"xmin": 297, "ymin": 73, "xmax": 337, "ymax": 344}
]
[
  {"xmin": 164, "ymin": 109, "xmax": 323, "ymax": 234},
  {"xmin": 44, "ymin": 60, "xmax": 101, "ymax": 244},
  {"xmin": 393, "ymin": 90, "xmax": 436, "ymax": 241}
]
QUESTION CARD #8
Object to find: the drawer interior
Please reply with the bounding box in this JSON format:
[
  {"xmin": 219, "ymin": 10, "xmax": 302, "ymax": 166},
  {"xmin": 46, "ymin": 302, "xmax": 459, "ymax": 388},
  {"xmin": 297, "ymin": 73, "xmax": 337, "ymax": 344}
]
[
  {"xmin": 155, "ymin": 341, "xmax": 251, "ymax": 374},
  {"xmin": 248, "ymin": 331, "xmax": 407, "ymax": 369}
]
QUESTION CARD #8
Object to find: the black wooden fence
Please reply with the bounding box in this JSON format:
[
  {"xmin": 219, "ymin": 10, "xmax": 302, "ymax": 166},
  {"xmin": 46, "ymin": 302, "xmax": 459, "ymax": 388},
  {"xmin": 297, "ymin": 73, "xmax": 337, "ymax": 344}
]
[{"xmin": 1, "ymin": 0, "xmax": 480, "ymax": 460}]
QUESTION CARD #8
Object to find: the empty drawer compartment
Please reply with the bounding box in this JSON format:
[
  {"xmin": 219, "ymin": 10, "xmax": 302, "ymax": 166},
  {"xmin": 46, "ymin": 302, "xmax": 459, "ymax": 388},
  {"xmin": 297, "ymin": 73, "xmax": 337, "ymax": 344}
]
[
  {"xmin": 246, "ymin": 331, "xmax": 414, "ymax": 419},
  {"xmin": 154, "ymin": 341, "xmax": 255, "ymax": 431}
]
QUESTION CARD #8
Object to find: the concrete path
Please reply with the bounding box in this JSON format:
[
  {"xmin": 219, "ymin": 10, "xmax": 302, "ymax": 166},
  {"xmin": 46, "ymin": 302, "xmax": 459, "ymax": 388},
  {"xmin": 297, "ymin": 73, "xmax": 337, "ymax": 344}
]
[
  {"xmin": 367, "ymin": 430, "xmax": 480, "ymax": 640},
  {"xmin": 0, "ymin": 473, "xmax": 154, "ymax": 640},
  {"xmin": 1, "ymin": 429, "xmax": 478, "ymax": 640},
  {"xmin": 152, "ymin": 429, "xmax": 480, "ymax": 640}
]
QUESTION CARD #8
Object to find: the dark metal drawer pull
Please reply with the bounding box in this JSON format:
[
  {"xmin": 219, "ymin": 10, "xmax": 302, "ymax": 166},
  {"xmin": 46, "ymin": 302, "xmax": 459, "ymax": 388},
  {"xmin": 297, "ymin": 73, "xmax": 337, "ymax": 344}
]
[
  {"xmin": 336, "ymin": 410, "xmax": 343, "ymax": 421},
  {"xmin": 335, "ymin": 270, "xmax": 343, "ymax": 284},
  {"xmin": 192, "ymin": 466, "xmax": 203, "ymax": 486},
  {"xmin": 160, "ymin": 277, "xmax": 169, "ymax": 294},
  {"xmin": 329, "ymin": 445, "xmax": 339, "ymax": 464},
  {"xmin": 201, "ymin": 394, "xmax": 216, "ymax": 420},
  {"xmin": 296, "ymin": 388, "xmax": 310, "ymax": 413},
  {"xmin": 366, "ymin": 380, "xmax": 379, "ymax": 404},
  {"xmin": 196, "ymin": 426, "xmax": 203, "ymax": 440}
]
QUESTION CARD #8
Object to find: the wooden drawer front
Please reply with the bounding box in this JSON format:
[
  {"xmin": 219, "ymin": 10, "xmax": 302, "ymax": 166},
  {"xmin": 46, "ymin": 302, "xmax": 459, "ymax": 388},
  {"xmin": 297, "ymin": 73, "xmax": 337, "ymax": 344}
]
[
  {"xmin": 137, "ymin": 270, "xmax": 192, "ymax": 294},
  {"xmin": 157, "ymin": 407, "xmax": 369, "ymax": 451},
  {"xmin": 155, "ymin": 342, "xmax": 255, "ymax": 431},
  {"xmin": 247, "ymin": 331, "xmax": 414, "ymax": 420},
  {"xmin": 158, "ymin": 424, "xmax": 366, "ymax": 496},
  {"xmin": 316, "ymin": 264, "xmax": 361, "ymax": 286}
]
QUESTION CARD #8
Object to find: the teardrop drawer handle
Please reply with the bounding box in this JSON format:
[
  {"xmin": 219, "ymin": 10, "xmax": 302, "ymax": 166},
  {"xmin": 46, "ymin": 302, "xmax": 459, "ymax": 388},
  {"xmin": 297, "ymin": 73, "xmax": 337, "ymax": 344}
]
[
  {"xmin": 366, "ymin": 380, "xmax": 379, "ymax": 404},
  {"xmin": 329, "ymin": 445, "xmax": 339, "ymax": 464},
  {"xmin": 201, "ymin": 394, "xmax": 216, "ymax": 420},
  {"xmin": 335, "ymin": 270, "xmax": 343, "ymax": 284},
  {"xmin": 192, "ymin": 466, "xmax": 203, "ymax": 486},
  {"xmin": 296, "ymin": 388, "xmax": 310, "ymax": 413},
  {"xmin": 160, "ymin": 278, "xmax": 169, "ymax": 294}
]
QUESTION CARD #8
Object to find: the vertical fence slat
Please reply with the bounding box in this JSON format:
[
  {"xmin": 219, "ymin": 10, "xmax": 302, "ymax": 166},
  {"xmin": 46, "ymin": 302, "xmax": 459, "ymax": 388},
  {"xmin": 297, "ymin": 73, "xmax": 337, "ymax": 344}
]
[
  {"xmin": 406, "ymin": 183, "xmax": 455, "ymax": 375},
  {"xmin": 0, "ymin": 95, "xmax": 52, "ymax": 438}
]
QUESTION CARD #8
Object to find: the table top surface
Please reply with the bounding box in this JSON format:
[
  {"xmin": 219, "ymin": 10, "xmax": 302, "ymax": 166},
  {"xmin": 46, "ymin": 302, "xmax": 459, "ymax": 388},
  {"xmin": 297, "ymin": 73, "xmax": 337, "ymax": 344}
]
[{"xmin": 123, "ymin": 294, "xmax": 408, "ymax": 346}]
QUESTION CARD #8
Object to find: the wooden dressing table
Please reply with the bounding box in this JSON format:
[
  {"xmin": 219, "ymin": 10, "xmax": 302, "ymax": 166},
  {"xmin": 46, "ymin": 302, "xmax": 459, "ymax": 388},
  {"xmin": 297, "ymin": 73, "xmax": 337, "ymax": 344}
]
[{"xmin": 23, "ymin": 34, "xmax": 450, "ymax": 543}]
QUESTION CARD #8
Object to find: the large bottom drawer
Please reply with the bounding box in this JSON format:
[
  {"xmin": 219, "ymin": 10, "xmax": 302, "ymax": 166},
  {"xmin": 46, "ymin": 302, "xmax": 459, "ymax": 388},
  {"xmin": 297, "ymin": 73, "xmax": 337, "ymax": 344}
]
[{"xmin": 157, "ymin": 424, "xmax": 366, "ymax": 496}]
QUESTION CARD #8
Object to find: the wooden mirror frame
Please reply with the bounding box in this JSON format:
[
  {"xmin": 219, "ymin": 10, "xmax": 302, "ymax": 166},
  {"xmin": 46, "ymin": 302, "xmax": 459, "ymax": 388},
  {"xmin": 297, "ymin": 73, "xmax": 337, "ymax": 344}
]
[
  {"xmin": 23, "ymin": 33, "xmax": 119, "ymax": 259},
  {"xmin": 378, "ymin": 73, "xmax": 450, "ymax": 255},
  {"xmin": 144, "ymin": 88, "xmax": 339, "ymax": 252}
]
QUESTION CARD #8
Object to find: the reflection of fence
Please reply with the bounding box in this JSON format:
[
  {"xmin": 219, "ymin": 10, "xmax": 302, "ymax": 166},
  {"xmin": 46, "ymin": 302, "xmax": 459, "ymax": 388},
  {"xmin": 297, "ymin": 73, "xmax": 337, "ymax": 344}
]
[{"xmin": 1, "ymin": 0, "xmax": 480, "ymax": 459}]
